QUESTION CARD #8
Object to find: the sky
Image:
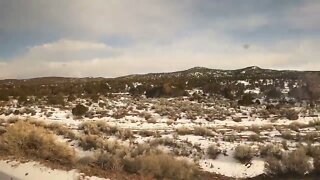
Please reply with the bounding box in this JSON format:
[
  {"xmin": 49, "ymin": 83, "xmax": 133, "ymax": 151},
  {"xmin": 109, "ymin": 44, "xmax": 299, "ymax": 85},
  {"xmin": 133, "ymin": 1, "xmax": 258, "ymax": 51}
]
[{"xmin": 0, "ymin": 0, "xmax": 319, "ymax": 79}]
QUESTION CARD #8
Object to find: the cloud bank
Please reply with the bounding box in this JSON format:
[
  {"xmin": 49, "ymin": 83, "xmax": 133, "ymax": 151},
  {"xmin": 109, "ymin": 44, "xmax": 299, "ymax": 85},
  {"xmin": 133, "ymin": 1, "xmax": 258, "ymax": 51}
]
[{"xmin": 0, "ymin": 0, "xmax": 319, "ymax": 78}]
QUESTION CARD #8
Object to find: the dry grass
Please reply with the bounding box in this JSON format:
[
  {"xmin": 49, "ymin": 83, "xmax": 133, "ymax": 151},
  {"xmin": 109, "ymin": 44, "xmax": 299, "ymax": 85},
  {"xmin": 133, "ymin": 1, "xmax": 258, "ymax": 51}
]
[
  {"xmin": 124, "ymin": 153, "xmax": 200, "ymax": 180},
  {"xmin": 79, "ymin": 121, "xmax": 118, "ymax": 136},
  {"xmin": 138, "ymin": 130, "xmax": 156, "ymax": 137},
  {"xmin": 116, "ymin": 129, "xmax": 134, "ymax": 140},
  {"xmin": 94, "ymin": 152, "xmax": 124, "ymax": 171},
  {"xmin": 304, "ymin": 132, "xmax": 319, "ymax": 142},
  {"xmin": 46, "ymin": 123, "xmax": 77, "ymax": 139},
  {"xmin": 248, "ymin": 133, "xmax": 261, "ymax": 142},
  {"xmin": 193, "ymin": 126, "xmax": 214, "ymax": 137},
  {"xmin": 314, "ymin": 157, "xmax": 320, "ymax": 174},
  {"xmin": 260, "ymin": 144, "xmax": 283, "ymax": 159},
  {"xmin": 304, "ymin": 144, "xmax": 320, "ymax": 158},
  {"xmin": 308, "ymin": 118, "xmax": 320, "ymax": 127},
  {"xmin": 176, "ymin": 126, "xmax": 193, "ymax": 135},
  {"xmin": 150, "ymin": 137, "xmax": 177, "ymax": 147},
  {"xmin": 232, "ymin": 116, "xmax": 242, "ymax": 122},
  {"xmin": 288, "ymin": 122, "xmax": 305, "ymax": 132},
  {"xmin": 7, "ymin": 117, "xmax": 19, "ymax": 124},
  {"xmin": 166, "ymin": 119, "xmax": 174, "ymax": 125},
  {"xmin": 146, "ymin": 117, "xmax": 157, "ymax": 124},
  {"xmin": 249, "ymin": 125, "xmax": 261, "ymax": 134},
  {"xmin": 0, "ymin": 121, "xmax": 76, "ymax": 167},
  {"xmin": 283, "ymin": 109, "xmax": 299, "ymax": 120},
  {"xmin": 234, "ymin": 145, "xmax": 255, "ymax": 163},
  {"xmin": 281, "ymin": 130, "xmax": 294, "ymax": 140},
  {"xmin": 78, "ymin": 135, "xmax": 106, "ymax": 150},
  {"xmin": 265, "ymin": 148, "xmax": 311, "ymax": 176},
  {"xmin": 206, "ymin": 144, "xmax": 221, "ymax": 159}
]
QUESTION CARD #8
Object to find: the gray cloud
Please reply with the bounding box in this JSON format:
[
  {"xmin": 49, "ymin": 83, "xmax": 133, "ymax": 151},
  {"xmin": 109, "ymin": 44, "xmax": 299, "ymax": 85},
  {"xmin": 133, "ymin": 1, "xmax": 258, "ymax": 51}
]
[
  {"xmin": 0, "ymin": 0, "xmax": 319, "ymax": 78},
  {"xmin": 1, "ymin": 34, "xmax": 319, "ymax": 79}
]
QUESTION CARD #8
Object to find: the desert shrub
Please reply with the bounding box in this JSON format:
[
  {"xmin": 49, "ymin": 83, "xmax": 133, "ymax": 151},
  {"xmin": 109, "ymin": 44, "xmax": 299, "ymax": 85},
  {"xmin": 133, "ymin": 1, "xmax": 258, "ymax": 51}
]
[
  {"xmin": 248, "ymin": 133, "xmax": 261, "ymax": 142},
  {"xmin": 283, "ymin": 109, "xmax": 299, "ymax": 120},
  {"xmin": 67, "ymin": 95, "xmax": 77, "ymax": 102},
  {"xmin": 260, "ymin": 144, "xmax": 283, "ymax": 159},
  {"xmin": 266, "ymin": 87, "xmax": 282, "ymax": 99},
  {"xmin": 79, "ymin": 121, "xmax": 100, "ymax": 135},
  {"xmin": 130, "ymin": 143, "xmax": 152, "ymax": 158},
  {"xmin": 249, "ymin": 125, "xmax": 260, "ymax": 133},
  {"xmin": 79, "ymin": 121, "xmax": 118, "ymax": 136},
  {"xmin": 234, "ymin": 145, "xmax": 255, "ymax": 163},
  {"xmin": 117, "ymin": 129, "xmax": 134, "ymax": 140},
  {"xmin": 304, "ymin": 132, "xmax": 319, "ymax": 142},
  {"xmin": 47, "ymin": 94, "xmax": 65, "ymax": 106},
  {"xmin": 223, "ymin": 134, "xmax": 237, "ymax": 142},
  {"xmin": 289, "ymin": 122, "xmax": 304, "ymax": 132},
  {"xmin": 265, "ymin": 156, "xmax": 285, "ymax": 175},
  {"xmin": 0, "ymin": 126, "xmax": 7, "ymax": 135},
  {"xmin": 72, "ymin": 104, "xmax": 88, "ymax": 117},
  {"xmin": 78, "ymin": 135, "xmax": 105, "ymax": 150},
  {"xmin": 77, "ymin": 156, "xmax": 96, "ymax": 166},
  {"xmin": 7, "ymin": 117, "xmax": 19, "ymax": 124},
  {"xmin": 314, "ymin": 157, "xmax": 320, "ymax": 174},
  {"xmin": 281, "ymin": 140, "xmax": 289, "ymax": 150},
  {"xmin": 260, "ymin": 124, "xmax": 274, "ymax": 131},
  {"xmin": 146, "ymin": 117, "xmax": 157, "ymax": 124},
  {"xmin": 78, "ymin": 134, "xmax": 123, "ymax": 154},
  {"xmin": 238, "ymin": 93, "xmax": 254, "ymax": 106},
  {"xmin": 145, "ymin": 84, "xmax": 188, "ymax": 98},
  {"xmin": 96, "ymin": 121, "xmax": 118, "ymax": 134},
  {"xmin": 27, "ymin": 119, "xmax": 47, "ymax": 127},
  {"xmin": 141, "ymin": 112, "xmax": 152, "ymax": 120},
  {"xmin": 95, "ymin": 152, "xmax": 123, "ymax": 171},
  {"xmin": 282, "ymin": 148, "xmax": 311, "ymax": 175},
  {"xmin": 233, "ymin": 126, "xmax": 246, "ymax": 132},
  {"xmin": 13, "ymin": 109, "xmax": 20, "ymax": 115},
  {"xmin": 265, "ymin": 148, "xmax": 312, "ymax": 176},
  {"xmin": 304, "ymin": 144, "xmax": 320, "ymax": 158},
  {"xmin": 232, "ymin": 117, "xmax": 242, "ymax": 122},
  {"xmin": 206, "ymin": 144, "xmax": 221, "ymax": 159},
  {"xmin": 0, "ymin": 121, "xmax": 76, "ymax": 166},
  {"xmin": 176, "ymin": 126, "xmax": 193, "ymax": 135},
  {"xmin": 193, "ymin": 126, "xmax": 213, "ymax": 136},
  {"xmin": 0, "ymin": 91, "xmax": 9, "ymax": 101},
  {"xmin": 150, "ymin": 137, "xmax": 177, "ymax": 147},
  {"xmin": 281, "ymin": 130, "xmax": 293, "ymax": 140},
  {"xmin": 0, "ymin": 118, "xmax": 6, "ymax": 124},
  {"xmin": 166, "ymin": 119, "xmax": 174, "ymax": 125},
  {"xmin": 112, "ymin": 109, "xmax": 127, "ymax": 119},
  {"xmin": 138, "ymin": 130, "xmax": 156, "ymax": 137},
  {"xmin": 309, "ymin": 119, "xmax": 320, "ymax": 127},
  {"xmin": 123, "ymin": 153, "xmax": 200, "ymax": 180},
  {"xmin": 46, "ymin": 123, "xmax": 76, "ymax": 139},
  {"xmin": 259, "ymin": 109, "xmax": 270, "ymax": 119}
]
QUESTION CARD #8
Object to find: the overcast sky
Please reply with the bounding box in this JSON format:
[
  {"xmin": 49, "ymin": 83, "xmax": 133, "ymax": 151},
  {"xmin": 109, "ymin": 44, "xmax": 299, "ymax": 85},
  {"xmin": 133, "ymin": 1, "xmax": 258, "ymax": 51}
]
[{"xmin": 0, "ymin": 0, "xmax": 319, "ymax": 79}]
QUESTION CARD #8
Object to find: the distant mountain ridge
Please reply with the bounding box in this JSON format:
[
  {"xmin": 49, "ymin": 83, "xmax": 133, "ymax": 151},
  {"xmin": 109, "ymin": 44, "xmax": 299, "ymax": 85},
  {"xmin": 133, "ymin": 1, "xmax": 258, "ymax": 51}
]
[
  {"xmin": 0, "ymin": 66, "xmax": 318, "ymax": 85},
  {"xmin": 117, "ymin": 66, "xmax": 310, "ymax": 82},
  {"xmin": 0, "ymin": 66, "xmax": 319, "ymax": 101}
]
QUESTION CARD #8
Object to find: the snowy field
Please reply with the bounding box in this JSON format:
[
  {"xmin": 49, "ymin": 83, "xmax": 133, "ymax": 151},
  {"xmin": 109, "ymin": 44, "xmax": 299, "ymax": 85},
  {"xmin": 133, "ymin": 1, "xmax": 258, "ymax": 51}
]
[{"xmin": 0, "ymin": 91, "xmax": 319, "ymax": 179}]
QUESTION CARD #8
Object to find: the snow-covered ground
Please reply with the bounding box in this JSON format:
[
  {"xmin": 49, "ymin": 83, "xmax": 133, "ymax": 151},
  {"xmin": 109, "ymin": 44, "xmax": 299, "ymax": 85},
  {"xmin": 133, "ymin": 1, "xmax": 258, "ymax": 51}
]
[
  {"xmin": 0, "ymin": 160, "xmax": 108, "ymax": 180},
  {"xmin": 0, "ymin": 93, "xmax": 319, "ymax": 179}
]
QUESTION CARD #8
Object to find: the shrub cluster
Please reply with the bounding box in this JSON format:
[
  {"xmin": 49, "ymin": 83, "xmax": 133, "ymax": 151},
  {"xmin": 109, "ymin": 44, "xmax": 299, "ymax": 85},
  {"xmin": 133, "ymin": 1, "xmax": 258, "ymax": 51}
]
[
  {"xmin": 123, "ymin": 153, "xmax": 200, "ymax": 180},
  {"xmin": 72, "ymin": 104, "xmax": 89, "ymax": 117},
  {"xmin": 206, "ymin": 144, "xmax": 221, "ymax": 159},
  {"xmin": 234, "ymin": 145, "xmax": 255, "ymax": 163},
  {"xmin": 0, "ymin": 121, "xmax": 76, "ymax": 167},
  {"xmin": 265, "ymin": 148, "xmax": 312, "ymax": 176},
  {"xmin": 260, "ymin": 144, "xmax": 282, "ymax": 159},
  {"xmin": 281, "ymin": 109, "xmax": 299, "ymax": 120}
]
